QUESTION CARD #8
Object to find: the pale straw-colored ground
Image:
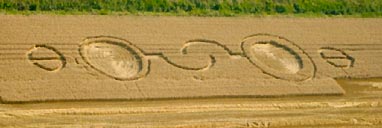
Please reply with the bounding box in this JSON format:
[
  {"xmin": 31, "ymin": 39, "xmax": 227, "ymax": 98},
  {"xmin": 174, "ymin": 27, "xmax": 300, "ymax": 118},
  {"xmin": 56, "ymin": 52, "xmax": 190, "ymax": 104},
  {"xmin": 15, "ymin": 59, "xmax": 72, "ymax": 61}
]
[{"xmin": 0, "ymin": 15, "xmax": 381, "ymax": 127}]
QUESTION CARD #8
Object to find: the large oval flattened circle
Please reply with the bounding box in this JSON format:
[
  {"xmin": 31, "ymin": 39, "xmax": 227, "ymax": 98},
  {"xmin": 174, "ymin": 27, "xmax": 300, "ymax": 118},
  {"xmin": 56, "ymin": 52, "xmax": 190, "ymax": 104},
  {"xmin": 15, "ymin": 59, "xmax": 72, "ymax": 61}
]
[
  {"xmin": 241, "ymin": 34, "xmax": 316, "ymax": 81},
  {"xmin": 79, "ymin": 36, "xmax": 148, "ymax": 81},
  {"xmin": 250, "ymin": 42, "xmax": 303, "ymax": 74}
]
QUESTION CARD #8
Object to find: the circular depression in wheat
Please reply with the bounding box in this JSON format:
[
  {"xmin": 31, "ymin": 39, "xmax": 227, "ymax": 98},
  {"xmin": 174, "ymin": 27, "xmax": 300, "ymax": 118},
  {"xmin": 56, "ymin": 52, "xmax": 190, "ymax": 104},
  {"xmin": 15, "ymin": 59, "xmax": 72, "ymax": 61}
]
[
  {"xmin": 250, "ymin": 42, "xmax": 303, "ymax": 74},
  {"xmin": 242, "ymin": 34, "xmax": 316, "ymax": 81},
  {"xmin": 80, "ymin": 37, "xmax": 148, "ymax": 81}
]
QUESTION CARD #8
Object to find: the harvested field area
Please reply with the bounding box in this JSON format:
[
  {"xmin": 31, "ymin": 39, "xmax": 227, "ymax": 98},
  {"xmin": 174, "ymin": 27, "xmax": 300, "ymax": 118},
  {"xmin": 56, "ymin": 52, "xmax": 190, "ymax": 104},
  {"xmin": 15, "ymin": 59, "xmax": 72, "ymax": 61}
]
[{"xmin": 0, "ymin": 15, "xmax": 381, "ymax": 127}]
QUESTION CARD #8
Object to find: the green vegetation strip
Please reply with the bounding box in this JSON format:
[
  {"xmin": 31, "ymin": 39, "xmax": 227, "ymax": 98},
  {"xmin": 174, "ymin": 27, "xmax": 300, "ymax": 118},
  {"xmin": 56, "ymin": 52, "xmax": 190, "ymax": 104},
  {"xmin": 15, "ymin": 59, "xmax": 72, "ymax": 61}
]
[{"xmin": 1, "ymin": 0, "xmax": 382, "ymax": 17}]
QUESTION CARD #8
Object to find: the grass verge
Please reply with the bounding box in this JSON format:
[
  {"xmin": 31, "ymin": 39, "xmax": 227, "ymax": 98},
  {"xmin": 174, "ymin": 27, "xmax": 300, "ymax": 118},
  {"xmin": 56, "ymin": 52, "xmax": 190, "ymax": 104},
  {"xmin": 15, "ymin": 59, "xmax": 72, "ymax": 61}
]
[{"xmin": 0, "ymin": 0, "xmax": 381, "ymax": 17}]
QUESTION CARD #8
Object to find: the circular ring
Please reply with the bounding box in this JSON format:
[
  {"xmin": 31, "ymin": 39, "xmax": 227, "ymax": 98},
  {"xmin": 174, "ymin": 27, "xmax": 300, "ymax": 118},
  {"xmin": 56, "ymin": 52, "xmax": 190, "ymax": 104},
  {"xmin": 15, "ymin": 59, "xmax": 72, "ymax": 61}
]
[
  {"xmin": 241, "ymin": 34, "xmax": 316, "ymax": 81},
  {"xmin": 79, "ymin": 36, "xmax": 149, "ymax": 81},
  {"xmin": 27, "ymin": 44, "xmax": 67, "ymax": 72}
]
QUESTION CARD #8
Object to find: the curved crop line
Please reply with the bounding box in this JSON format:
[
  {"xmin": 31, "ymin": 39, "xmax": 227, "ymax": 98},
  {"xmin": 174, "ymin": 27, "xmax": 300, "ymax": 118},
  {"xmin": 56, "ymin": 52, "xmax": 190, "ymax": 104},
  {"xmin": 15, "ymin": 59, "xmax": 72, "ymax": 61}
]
[
  {"xmin": 181, "ymin": 39, "xmax": 240, "ymax": 55},
  {"xmin": 27, "ymin": 44, "xmax": 67, "ymax": 72},
  {"xmin": 161, "ymin": 54, "xmax": 215, "ymax": 71},
  {"xmin": 146, "ymin": 39, "xmax": 242, "ymax": 71},
  {"xmin": 319, "ymin": 47, "xmax": 355, "ymax": 68}
]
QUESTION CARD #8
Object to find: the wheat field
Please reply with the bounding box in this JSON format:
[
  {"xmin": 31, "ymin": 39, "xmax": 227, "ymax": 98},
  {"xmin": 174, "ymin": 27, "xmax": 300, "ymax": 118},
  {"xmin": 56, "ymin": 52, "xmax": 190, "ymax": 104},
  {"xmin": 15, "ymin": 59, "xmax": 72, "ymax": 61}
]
[{"xmin": 0, "ymin": 15, "xmax": 381, "ymax": 127}]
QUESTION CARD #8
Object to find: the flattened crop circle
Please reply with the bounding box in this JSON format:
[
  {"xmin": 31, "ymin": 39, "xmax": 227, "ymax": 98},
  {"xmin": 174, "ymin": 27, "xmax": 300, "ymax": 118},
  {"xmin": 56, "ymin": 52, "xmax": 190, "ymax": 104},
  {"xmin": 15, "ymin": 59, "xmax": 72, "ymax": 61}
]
[
  {"xmin": 241, "ymin": 34, "xmax": 316, "ymax": 81},
  {"xmin": 79, "ymin": 36, "xmax": 149, "ymax": 81}
]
